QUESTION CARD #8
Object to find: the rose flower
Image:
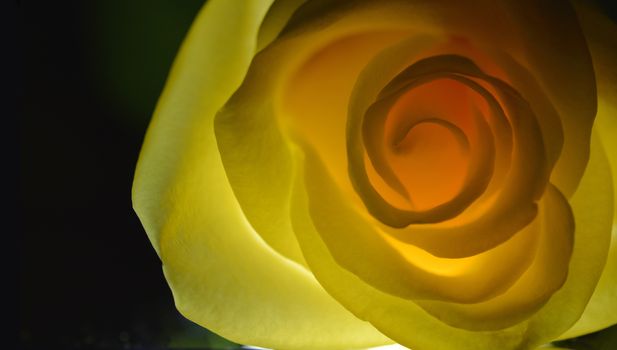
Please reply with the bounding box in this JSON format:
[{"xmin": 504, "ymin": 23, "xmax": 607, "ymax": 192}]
[{"xmin": 133, "ymin": 1, "xmax": 617, "ymax": 349}]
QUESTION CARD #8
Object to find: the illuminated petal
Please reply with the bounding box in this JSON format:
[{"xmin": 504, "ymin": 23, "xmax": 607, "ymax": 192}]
[
  {"xmin": 490, "ymin": 1, "xmax": 597, "ymax": 196},
  {"xmin": 564, "ymin": 102, "xmax": 617, "ymax": 337},
  {"xmin": 208, "ymin": 0, "xmax": 606, "ymax": 347},
  {"xmin": 217, "ymin": 0, "xmax": 594, "ymax": 259},
  {"xmin": 290, "ymin": 131, "xmax": 613, "ymax": 349},
  {"xmin": 524, "ymin": 131, "xmax": 613, "ymax": 344},
  {"xmin": 256, "ymin": 0, "xmax": 306, "ymax": 51},
  {"xmin": 298, "ymin": 141, "xmax": 541, "ymax": 305},
  {"xmin": 381, "ymin": 71, "xmax": 547, "ymax": 257},
  {"xmin": 278, "ymin": 31, "xmax": 567, "ymax": 314},
  {"xmin": 558, "ymin": 2, "xmax": 617, "ymax": 337},
  {"xmin": 348, "ymin": 48, "xmax": 547, "ymax": 257},
  {"xmin": 351, "ymin": 69, "xmax": 498, "ymax": 227},
  {"xmin": 286, "ymin": 0, "xmax": 597, "ymax": 196},
  {"xmin": 417, "ymin": 184, "xmax": 573, "ymax": 331},
  {"xmin": 216, "ymin": 7, "xmax": 421, "ymax": 268},
  {"xmin": 560, "ymin": 223, "xmax": 617, "ymax": 339},
  {"xmin": 133, "ymin": 1, "xmax": 391, "ymax": 348},
  {"xmin": 483, "ymin": 50, "xmax": 565, "ymax": 196},
  {"xmin": 280, "ymin": 32, "xmax": 433, "ymax": 201}
]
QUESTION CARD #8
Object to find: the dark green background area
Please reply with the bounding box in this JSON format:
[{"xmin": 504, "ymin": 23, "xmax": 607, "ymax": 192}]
[
  {"xmin": 20, "ymin": 0, "xmax": 237, "ymax": 348},
  {"xmin": 18, "ymin": 0, "xmax": 617, "ymax": 349}
]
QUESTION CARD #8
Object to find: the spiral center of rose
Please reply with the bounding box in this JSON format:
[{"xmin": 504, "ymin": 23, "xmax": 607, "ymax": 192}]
[
  {"xmin": 375, "ymin": 79, "xmax": 475, "ymax": 210},
  {"xmin": 357, "ymin": 70, "xmax": 497, "ymax": 228}
]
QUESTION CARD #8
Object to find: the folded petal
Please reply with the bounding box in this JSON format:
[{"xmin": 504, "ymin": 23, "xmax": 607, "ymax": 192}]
[
  {"xmin": 133, "ymin": 1, "xmax": 390, "ymax": 348},
  {"xmin": 298, "ymin": 142, "xmax": 540, "ymax": 304},
  {"xmin": 215, "ymin": 5, "xmax": 420, "ymax": 268},
  {"xmin": 256, "ymin": 0, "xmax": 306, "ymax": 51},
  {"xmin": 290, "ymin": 131, "xmax": 613, "ymax": 350},
  {"xmin": 492, "ymin": 0, "xmax": 597, "ymax": 196},
  {"xmin": 556, "ymin": 1, "xmax": 617, "ymax": 338},
  {"xmin": 207, "ymin": 1, "xmax": 608, "ymax": 347},
  {"xmin": 416, "ymin": 184, "xmax": 573, "ymax": 331},
  {"xmin": 348, "ymin": 46, "xmax": 548, "ymax": 258}
]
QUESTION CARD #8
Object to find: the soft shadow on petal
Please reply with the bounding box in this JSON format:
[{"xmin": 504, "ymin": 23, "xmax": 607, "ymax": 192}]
[
  {"xmin": 299, "ymin": 141, "xmax": 541, "ymax": 305},
  {"xmin": 519, "ymin": 131, "xmax": 613, "ymax": 347},
  {"xmin": 208, "ymin": 1, "xmax": 608, "ymax": 347},
  {"xmin": 495, "ymin": 1, "xmax": 597, "ymax": 197},
  {"xmin": 290, "ymin": 131, "xmax": 613, "ymax": 350},
  {"xmin": 216, "ymin": 6, "xmax": 422, "ymax": 268},
  {"xmin": 557, "ymin": 1, "xmax": 617, "ymax": 338},
  {"xmin": 285, "ymin": 0, "xmax": 597, "ymax": 196},
  {"xmin": 132, "ymin": 1, "xmax": 391, "ymax": 348},
  {"xmin": 256, "ymin": 0, "xmax": 307, "ymax": 51},
  {"xmin": 417, "ymin": 184, "xmax": 574, "ymax": 331},
  {"xmin": 291, "ymin": 144, "xmax": 526, "ymax": 350},
  {"xmin": 348, "ymin": 48, "xmax": 547, "ymax": 258}
]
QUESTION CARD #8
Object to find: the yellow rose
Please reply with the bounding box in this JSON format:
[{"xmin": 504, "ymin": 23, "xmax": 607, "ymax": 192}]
[{"xmin": 132, "ymin": 1, "xmax": 617, "ymax": 349}]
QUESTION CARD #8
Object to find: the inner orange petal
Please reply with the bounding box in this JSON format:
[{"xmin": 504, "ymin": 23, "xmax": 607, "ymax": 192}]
[
  {"xmin": 396, "ymin": 121, "xmax": 468, "ymax": 210},
  {"xmin": 381, "ymin": 78, "xmax": 486, "ymax": 210},
  {"xmin": 280, "ymin": 31, "xmax": 409, "ymax": 198}
]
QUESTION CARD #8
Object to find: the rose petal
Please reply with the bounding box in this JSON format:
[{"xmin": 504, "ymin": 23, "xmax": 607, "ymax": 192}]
[
  {"xmin": 209, "ymin": 0, "xmax": 608, "ymax": 346},
  {"xmin": 524, "ymin": 131, "xmax": 614, "ymax": 344},
  {"xmin": 379, "ymin": 70, "xmax": 548, "ymax": 257},
  {"xmin": 298, "ymin": 141, "xmax": 543, "ymax": 305},
  {"xmin": 133, "ymin": 1, "xmax": 391, "ymax": 348},
  {"xmin": 416, "ymin": 184, "xmax": 574, "ymax": 331},
  {"xmin": 286, "ymin": 0, "xmax": 597, "ymax": 196},
  {"xmin": 561, "ymin": 101, "xmax": 617, "ymax": 338},
  {"xmin": 558, "ymin": 2, "xmax": 617, "ymax": 337},
  {"xmin": 353, "ymin": 71, "xmax": 497, "ymax": 226},
  {"xmin": 495, "ymin": 1, "xmax": 597, "ymax": 196},
  {"xmin": 216, "ymin": 9, "xmax": 421, "ymax": 266},
  {"xmin": 348, "ymin": 48, "xmax": 548, "ymax": 257},
  {"xmin": 256, "ymin": 0, "xmax": 306, "ymax": 52},
  {"xmin": 216, "ymin": 0, "xmax": 594, "ymax": 261},
  {"xmin": 290, "ymin": 131, "xmax": 613, "ymax": 349}
]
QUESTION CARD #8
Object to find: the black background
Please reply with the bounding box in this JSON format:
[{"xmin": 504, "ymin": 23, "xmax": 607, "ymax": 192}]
[
  {"xmin": 18, "ymin": 0, "xmax": 617, "ymax": 349},
  {"xmin": 20, "ymin": 0, "xmax": 238, "ymax": 348}
]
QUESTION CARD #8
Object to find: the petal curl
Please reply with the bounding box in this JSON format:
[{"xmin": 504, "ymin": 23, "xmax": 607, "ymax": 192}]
[
  {"xmin": 285, "ymin": 0, "xmax": 597, "ymax": 195},
  {"xmin": 348, "ymin": 46, "xmax": 547, "ymax": 258},
  {"xmin": 290, "ymin": 131, "xmax": 613, "ymax": 350},
  {"xmin": 416, "ymin": 184, "xmax": 574, "ymax": 331},
  {"xmin": 299, "ymin": 141, "xmax": 541, "ymax": 305},
  {"xmin": 256, "ymin": 0, "xmax": 306, "ymax": 51},
  {"xmin": 492, "ymin": 0, "xmax": 597, "ymax": 196},
  {"xmin": 215, "ymin": 0, "xmax": 595, "ymax": 264},
  {"xmin": 558, "ymin": 2, "xmax": 617, "ymax": 337},
  {"xmin": 209, "ymin": 1, "xmax": 607, "ymax": 347},
  {"xmin": 132, "ymin": 1, "xmax": 390, "ymax": 348},
  {"xmin": 215, "ymin": 4, "xmax": 422, "ymax": 270},
  {"xmin": 564, "ymin": 101, "xmax": 617, "ymax": 337}
]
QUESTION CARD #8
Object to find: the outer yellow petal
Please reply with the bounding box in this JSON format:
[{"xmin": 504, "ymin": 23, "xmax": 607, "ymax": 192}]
[
  {"xmin": 557, "ymin": 1, "xmax": 617, "ymax": 339},
  {"xmin": 280, "ymin": 35, "xmax": 570, "ymax": 322},
  {"xmin": 416, "ymin": 185, "xmax": 574, "ymax": 331},
  {"xmin": 495, "ymin": 1, "xmax": 597, "ymax": 197},
  {"xmin": 215, "ymin": 6, "xmax": 416, "ymax": 271},
  {"xmin": 560, "ymin": 222, "xmax": 617, "ymax": 340},
  {"xmin": 200, "ymin": 0, "xmax": 609, "ymax": 348},
  {"xmin": 132, "ymin": 1, "xmax": 390, "ymax": 348}
]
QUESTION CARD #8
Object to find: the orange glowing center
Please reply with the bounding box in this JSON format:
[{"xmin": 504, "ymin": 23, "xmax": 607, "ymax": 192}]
[{"xmin": 367, "ymin": 78, "xmax": 489, "ymax": 211}]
